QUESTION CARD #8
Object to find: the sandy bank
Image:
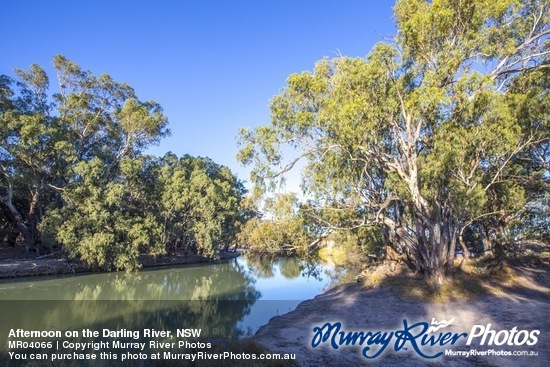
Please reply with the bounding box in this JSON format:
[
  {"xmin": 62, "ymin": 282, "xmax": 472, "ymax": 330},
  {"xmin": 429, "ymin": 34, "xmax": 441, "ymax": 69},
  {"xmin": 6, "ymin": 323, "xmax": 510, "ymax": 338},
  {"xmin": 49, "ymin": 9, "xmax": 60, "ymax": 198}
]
[{"xmin": 252, "ymin": 267, "xmax": 549, "ymax": 367}]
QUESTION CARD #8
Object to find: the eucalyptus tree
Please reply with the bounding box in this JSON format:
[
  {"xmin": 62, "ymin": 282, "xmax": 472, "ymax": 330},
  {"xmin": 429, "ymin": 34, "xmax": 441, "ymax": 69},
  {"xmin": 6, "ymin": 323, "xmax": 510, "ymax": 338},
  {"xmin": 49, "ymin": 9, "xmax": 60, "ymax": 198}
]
[
  {"xmin": 238, "ymin": 0, "xmax": 549, "ymax": 281},
  {"xmin": 1, "ymin": 56, "xmax": 169, "ymax": 261},
  {"xmin": 43, "ymin": 152, "xmax": 246, "ymax": 270},
  {"xmin": 2, "ymin": 56, "xmax": 249, "ymax": 270},
  {"xmin": 1, "ymin": 64, "xmax": 58, "ymax": 252},
  {"xmin": 237, "ymin": 193, "xmax": 313, "ymax": 256},
  {"xmin": 157, "ymin": 154, "xmax": 246, "ymax": 257},
  {"xmin": 46, "ymin": 56, "xmax": 169, "ymax": 269}
]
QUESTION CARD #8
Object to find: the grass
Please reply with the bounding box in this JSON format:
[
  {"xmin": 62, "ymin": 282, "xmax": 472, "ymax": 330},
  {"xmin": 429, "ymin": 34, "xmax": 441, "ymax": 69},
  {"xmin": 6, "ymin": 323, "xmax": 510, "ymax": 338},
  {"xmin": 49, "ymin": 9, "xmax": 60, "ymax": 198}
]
[{"xmin": 358, "ymin": 255, "xmax": 540, "ymax": 303}]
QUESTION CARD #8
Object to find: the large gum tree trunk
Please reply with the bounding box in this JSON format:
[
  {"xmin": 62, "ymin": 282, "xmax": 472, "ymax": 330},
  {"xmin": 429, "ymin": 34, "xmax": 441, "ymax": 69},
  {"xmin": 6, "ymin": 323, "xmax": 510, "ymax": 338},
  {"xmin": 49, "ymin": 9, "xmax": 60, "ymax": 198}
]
[
  {"xmin": 1, "ymin": 182, "xmax": 36, "ymax": 253},
  {"xmin": 410, "ymin": 208, "xmax": 457, "ymax": 283},
  {"xmin": 383, "ymin": 203, "xmax": 458, "ymax": 283}
]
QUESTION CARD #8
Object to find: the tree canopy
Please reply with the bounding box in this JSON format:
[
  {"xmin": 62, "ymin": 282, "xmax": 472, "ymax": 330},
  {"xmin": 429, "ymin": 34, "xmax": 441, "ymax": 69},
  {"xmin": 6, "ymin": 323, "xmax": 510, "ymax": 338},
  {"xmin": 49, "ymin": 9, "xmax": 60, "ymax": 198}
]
[
  {"xmin": 238, "ymin": 0, "xmax": 549, "ymax": 281},
  {"xmin": 1, "ymin": 56, "xmax": 246, "ymax": 270}
]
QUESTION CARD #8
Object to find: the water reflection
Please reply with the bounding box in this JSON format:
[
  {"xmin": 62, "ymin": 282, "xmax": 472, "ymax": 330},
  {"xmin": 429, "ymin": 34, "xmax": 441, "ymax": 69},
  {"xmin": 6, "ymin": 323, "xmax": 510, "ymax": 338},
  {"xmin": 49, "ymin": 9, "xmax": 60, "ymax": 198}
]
[
  {"xmin": 246, "ymin": 256, "xmax": 276, "ymax": 279},
  {"xmin": 246, "ymin": 256, "xmax": 333, "ymax": 283},
  {"xmin": 0, "ymin": 258, "xmax": 259, "ymax": 301},
  {"xmin": 0, "ymin": 258, "xmax": 264, "ymax": 359},
  {"xmin": 0, "ymin": 255, "xmax": 344, "ymax": 355}
]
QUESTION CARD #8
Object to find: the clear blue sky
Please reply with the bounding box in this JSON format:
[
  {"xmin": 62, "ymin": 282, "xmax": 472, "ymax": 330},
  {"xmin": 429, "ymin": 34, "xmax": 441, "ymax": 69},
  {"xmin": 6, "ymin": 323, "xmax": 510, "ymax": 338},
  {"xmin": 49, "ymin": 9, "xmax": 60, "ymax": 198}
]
[{"xmin": 1, "ymin": 0, "xmax": 396, "ymax": 188}]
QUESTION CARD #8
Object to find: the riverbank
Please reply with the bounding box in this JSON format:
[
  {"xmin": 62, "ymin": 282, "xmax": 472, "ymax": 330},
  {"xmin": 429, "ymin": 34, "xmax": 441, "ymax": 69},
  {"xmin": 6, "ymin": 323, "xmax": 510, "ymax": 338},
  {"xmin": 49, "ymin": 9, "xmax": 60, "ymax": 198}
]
[
  {"xmin": 251, "ymin": 265, "xmax": 549, "ymax": 367},
  {"xmin": 0, "ymin": 251, "xmax": 240, "ymax": 279}
]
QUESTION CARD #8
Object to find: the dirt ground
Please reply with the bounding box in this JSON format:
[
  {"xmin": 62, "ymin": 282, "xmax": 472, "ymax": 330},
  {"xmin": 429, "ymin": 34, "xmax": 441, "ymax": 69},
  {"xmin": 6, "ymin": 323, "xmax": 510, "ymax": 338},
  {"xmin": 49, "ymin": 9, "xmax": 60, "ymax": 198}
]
[{"xmin": 252, "ymin": 266, "xmax": 549, "ymax": 367}]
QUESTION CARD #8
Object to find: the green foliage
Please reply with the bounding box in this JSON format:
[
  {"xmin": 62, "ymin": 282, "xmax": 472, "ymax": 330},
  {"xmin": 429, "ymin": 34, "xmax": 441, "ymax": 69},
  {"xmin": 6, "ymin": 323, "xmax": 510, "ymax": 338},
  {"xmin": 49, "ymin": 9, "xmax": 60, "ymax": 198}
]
[
  {"xmin": 319, "ymin": 226, "xmax": 386, "ymax": 268},
  {"xmin": 238, "ymin": 0, "xmax": 549, "ymax": 278},
  {"xmin": 2, "ymin": 56, "xmax": 246, "ymax": 271},
  {"xmin": 41, "ymin": 153, "xmax": 246, "ymax": 270},
  {"xmin": 237, "ymin": 193, "xmax": 312, "ymax": 256},
  {"xmin": 157, "ymin": 154, "xmax": 246, "ymax": 257},
  {"xmin": 48, "ymin": 157, "xmax": 162, "ymax": 270}
]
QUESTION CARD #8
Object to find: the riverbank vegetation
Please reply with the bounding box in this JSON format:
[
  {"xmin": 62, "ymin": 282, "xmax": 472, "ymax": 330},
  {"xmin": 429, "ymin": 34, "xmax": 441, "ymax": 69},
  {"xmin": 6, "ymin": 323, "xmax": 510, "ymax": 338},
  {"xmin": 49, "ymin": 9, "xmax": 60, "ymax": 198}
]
[
  {"xmin": 238, "ymin": 0, "xmax": 549, "ymax": 282},
  {"xmin": 2, "ymin": 1, "xmax": 548, "ymax": 281},
  {"xmin": 237, "ymin": 193, "xmax": 313, "ymax": 257},
  {"xmin": 0, "ymin": 56, "xmax": 247, "ymax": 271}
]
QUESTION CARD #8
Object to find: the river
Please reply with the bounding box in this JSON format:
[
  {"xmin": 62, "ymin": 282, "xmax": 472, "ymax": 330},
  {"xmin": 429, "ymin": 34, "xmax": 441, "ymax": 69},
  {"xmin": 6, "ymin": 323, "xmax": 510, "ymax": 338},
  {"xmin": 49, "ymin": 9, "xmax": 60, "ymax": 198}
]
[{"xmin": 0, "ymin": 255, "xmax": 345, "ymax": 345}]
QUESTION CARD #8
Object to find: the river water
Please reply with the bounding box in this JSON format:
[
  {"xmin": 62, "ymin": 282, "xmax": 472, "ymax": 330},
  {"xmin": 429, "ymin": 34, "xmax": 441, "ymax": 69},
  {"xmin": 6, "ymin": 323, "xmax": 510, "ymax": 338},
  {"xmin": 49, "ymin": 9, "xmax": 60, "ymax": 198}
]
[{"xmin": 0, "ymin": 255, "xmax": 344, "ymax": 343}]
